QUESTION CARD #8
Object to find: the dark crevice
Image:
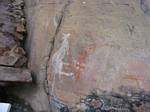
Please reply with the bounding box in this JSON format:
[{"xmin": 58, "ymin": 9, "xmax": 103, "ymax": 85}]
[{"xmin": 0, "ymin": 88, "xmax": 33, "ymax": 112}]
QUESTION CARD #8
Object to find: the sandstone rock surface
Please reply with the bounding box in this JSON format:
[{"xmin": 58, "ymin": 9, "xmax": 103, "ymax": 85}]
[
  {"xmin": 16, "ymin": 0, "xmax": 150, "ymax": 111},
  {"xmin": 47, "ymin": 0, "xmax": 150, "ymax": 111}
]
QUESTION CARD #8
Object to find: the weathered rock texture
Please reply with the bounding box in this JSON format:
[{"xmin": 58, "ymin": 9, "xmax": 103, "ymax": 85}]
[
  {"xmin": 0, "ymin": 67, "xmax": 32, "ymax": 82},
  {"xmin": 54, "ymin": 87, "xmax": 150, "ymax": 112},
  {"xmin": 0, "ymin": 0, "xmax": 27, "ymax": 67}
]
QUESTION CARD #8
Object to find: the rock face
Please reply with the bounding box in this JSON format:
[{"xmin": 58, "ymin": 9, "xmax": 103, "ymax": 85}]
[
  {"xmin": 21, "ymin": 0, "xmax": 150, "ymax": 111},
  {"xmin": 47, "ymin": 0, "xmax": 150, "ymax": 111},
  {"xmin": 0, "ymin": 0, "xmax": 27, "ymax": 67}
]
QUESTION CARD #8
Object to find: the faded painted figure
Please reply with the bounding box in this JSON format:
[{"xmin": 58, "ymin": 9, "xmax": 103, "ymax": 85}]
[{"xmin": 52, "ymin": 33, "xmax": 73, "ymax": 78}]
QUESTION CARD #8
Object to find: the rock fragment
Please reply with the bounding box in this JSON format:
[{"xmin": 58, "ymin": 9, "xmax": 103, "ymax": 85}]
[{"xmin": 0, "ymin": 66, "xmax": 32, "ymax": 82}]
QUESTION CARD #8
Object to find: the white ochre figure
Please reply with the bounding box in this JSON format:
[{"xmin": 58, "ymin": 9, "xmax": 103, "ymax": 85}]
[{"xmin": 52, "ymin": 33, "xmax": 74, "ymax": 80}]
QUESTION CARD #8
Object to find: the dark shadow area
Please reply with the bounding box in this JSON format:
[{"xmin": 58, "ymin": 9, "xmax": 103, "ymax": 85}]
[{"xmin": 0, "ymin": 87, "xmax": 33, "ymax": 112}]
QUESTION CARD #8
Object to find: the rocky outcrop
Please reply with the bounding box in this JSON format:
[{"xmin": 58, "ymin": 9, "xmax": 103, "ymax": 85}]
[{"xmin": 0, "ymin": 0, "xmax": 27, "ymax": 67}]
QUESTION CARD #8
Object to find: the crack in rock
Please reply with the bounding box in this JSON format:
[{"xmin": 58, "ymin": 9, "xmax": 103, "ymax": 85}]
[{"xmin": 42, "ymin": 0, "xmax": 71, "ymax": 110}]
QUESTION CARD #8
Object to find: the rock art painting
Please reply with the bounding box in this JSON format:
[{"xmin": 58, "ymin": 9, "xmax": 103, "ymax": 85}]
[
  {"xmin": 51, "ymin": 33, "xmax": 95, "ymax": 93},
  {"xmin": 47, "ymin": 0, "xmax": 150, "ymax": 112},
  {"xmin": 63, "ymin": 45, "xmax": 95, "ymax": 81},
  {"xmin": 52, "ymin": 33, "xmax": 72, "ymax": 78}
]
